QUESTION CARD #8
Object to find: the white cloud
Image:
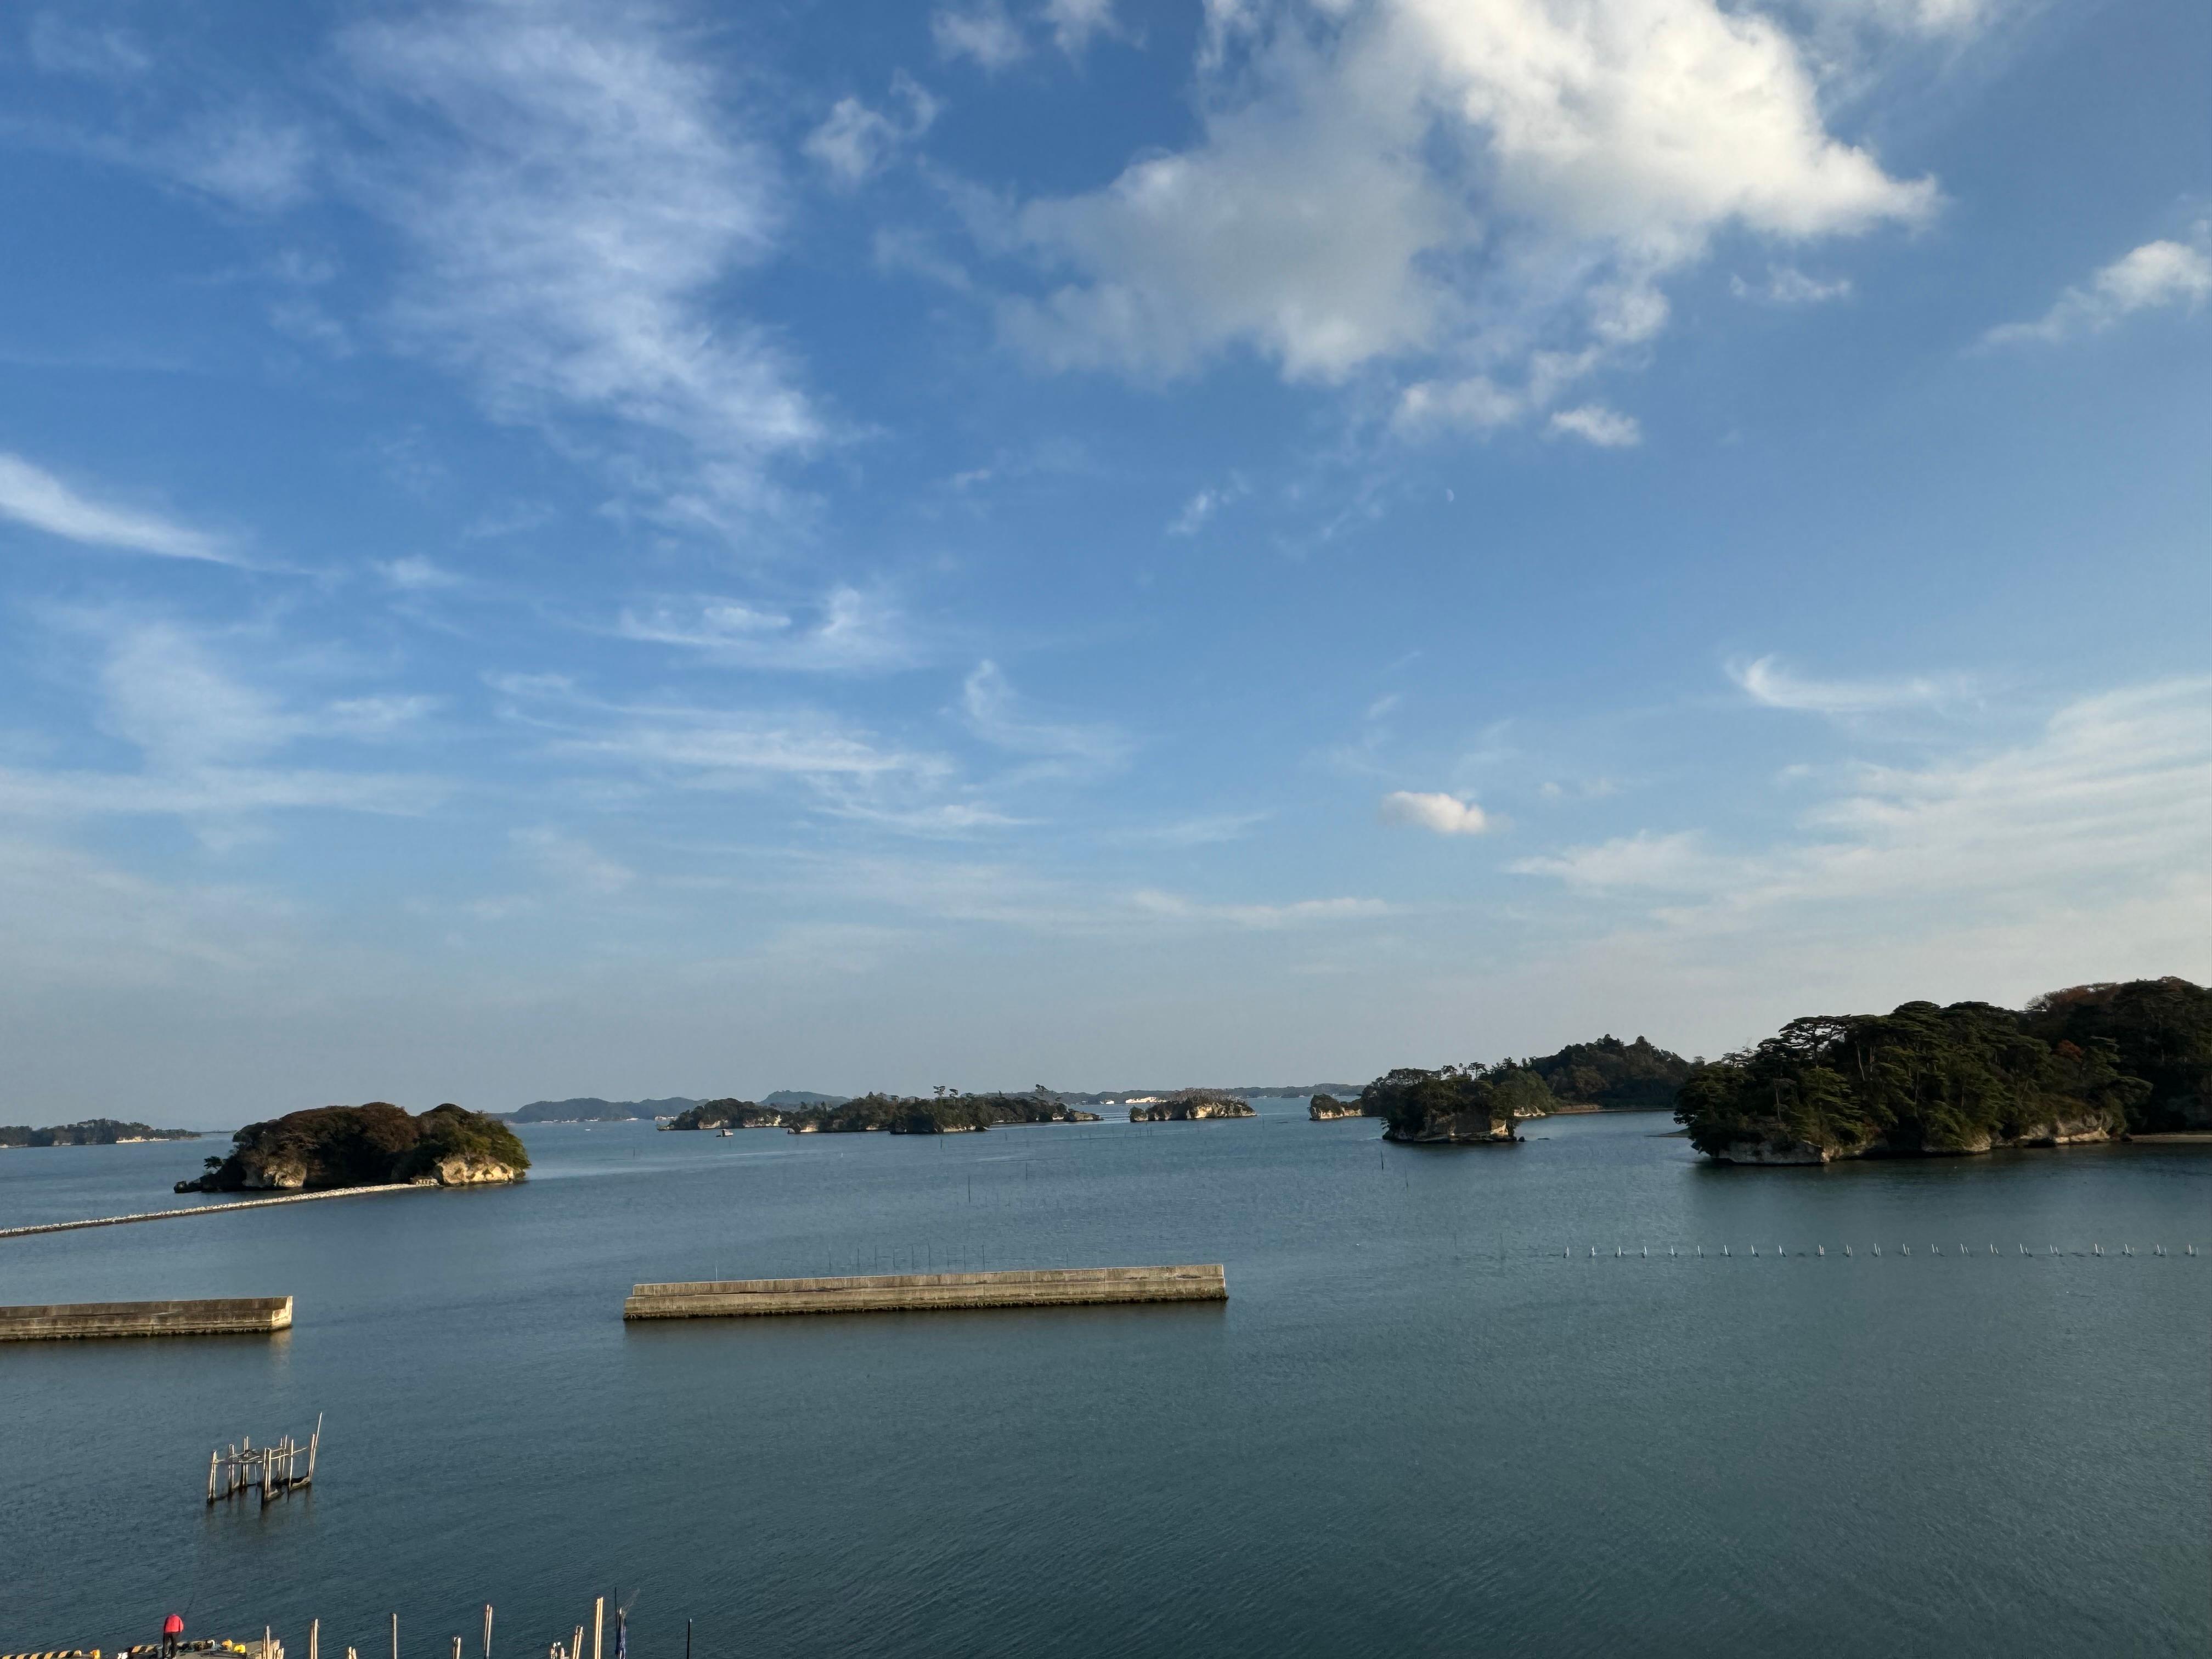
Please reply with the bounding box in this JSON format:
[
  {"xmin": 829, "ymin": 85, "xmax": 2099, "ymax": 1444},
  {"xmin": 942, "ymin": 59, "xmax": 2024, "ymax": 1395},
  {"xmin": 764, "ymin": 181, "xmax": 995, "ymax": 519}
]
[
  {"xmin": 1166, "ymin": 476, "xmax": 1249, "ymax": 535},
  {"xmin": 934, "ymin": 4, "xmax": 1029, "ymax": 70},
  {"xmin": 340, "ymin": 0, "xmax": 819, "ymax": 525},
  {"xmin": 1395, "ymin": 376, "xmax": 1523, "ymax": 435},
  {"xmin": 1547, "ymin": 404, "xmax": 1641, "ymax": 448},
  {"xmin": 376, "ymin": 555, "xmax": 463, "ymax": 591},
  {"xmin": 0, "ymin": 453, "xmax": 236, "ymax": 563},
  {"xmin": 803, "ymin": 74, "xmax": 940, "ymax": 185},
  {"xmin": 1731, "ymin": 264, "xmax": 1853, "ymax": 304},
  {"xmin": 1984, "ymin": 236, "xmax": 2212, "ymax": 347},
  {"xmin": 996, "ymin": 0, "xmax": 1934, "ymax": 396},
  {"xmin": 1379, "ymin": 790, "xmax": 1489, "ymax": 836},
  {"xmin": 1731, "ymin": 654, "xmax": 1973, "ymax": 715},
  {"xmin": 1044, "ymin": 0, "xmax": 1120, "ymax": 55},
  {"xmin": 616, "ymin": 586, "xmax": 922, "ymax": 672}
]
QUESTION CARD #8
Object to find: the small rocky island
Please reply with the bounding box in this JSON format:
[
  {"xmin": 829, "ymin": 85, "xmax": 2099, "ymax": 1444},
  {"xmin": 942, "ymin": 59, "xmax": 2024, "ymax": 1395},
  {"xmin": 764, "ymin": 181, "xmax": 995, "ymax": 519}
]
[
  {"xmin": 667, "ymin": 1088, "xmax": 1102, "ymax": 1135},
  {"xmin": 1677, "ymin": 977, "xmax": 2210, "ymax": 1164},
  {"xmin": 1308, "ymin": 1093, "xmax": 1368, "ymax": 1121},
  {"xmin": 1, "ymin": 1118, "xmax": 200, "ymax": 1148},
  {"xmin": 177, "ymin": 1102, "xmax": 530, "ymax": 1192},
  {"xmin": 1128, "ymin": 1090, "xmax": 1256, "ymax": 1122},
  {"xmin": 1366, "ymin": 1065, "xmax": 1555, "ymax": 1143}
]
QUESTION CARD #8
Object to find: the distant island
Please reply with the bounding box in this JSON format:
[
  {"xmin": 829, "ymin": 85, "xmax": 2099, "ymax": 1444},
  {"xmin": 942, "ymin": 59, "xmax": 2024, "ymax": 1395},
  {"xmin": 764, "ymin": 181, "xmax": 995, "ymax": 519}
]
[
  {"xmin": 1678, "ymin": 977, "xmax": 2210, "ymax": 1164},
  {"xmin": 1129, "ymin": 1090, "xmax": 1256, "ymax": 1122},
  {"xmin": 506, "ymin": 1096, "xmax": 700, "ymax": 1123},
  {"xmin": 667, "ymin": 1088, "xmax": 1101, "ymax": 1135},
  {"xmin": 1, "ymin": 1118, "xmax": 200, "ymax": 1148},
  {"xmin": 178, "ymin": 1102, "xmax": 531, "ymax": 1191}
]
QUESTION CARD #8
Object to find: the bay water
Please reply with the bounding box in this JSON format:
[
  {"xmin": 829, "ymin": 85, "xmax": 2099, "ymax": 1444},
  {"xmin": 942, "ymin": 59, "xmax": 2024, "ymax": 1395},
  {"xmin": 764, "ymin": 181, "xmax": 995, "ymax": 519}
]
[{"xmin": 2, "ymin": 1105, "xmax": 2207, "ymax": 1657}]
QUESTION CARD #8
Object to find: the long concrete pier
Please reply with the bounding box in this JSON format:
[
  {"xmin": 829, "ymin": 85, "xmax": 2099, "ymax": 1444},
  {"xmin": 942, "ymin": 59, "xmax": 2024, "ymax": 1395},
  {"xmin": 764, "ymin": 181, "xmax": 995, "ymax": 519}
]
[
  {"xmin": 624, "ymin": 1263, "xmax": 1228, "ymax": 1319},
  {"xmin": 0, "ymin": 1295, "xmax": 294, "ymax": 1341},
  {"xmin": 0, "ymin": 1184, "xmax": 420, "ymax": 1241}
]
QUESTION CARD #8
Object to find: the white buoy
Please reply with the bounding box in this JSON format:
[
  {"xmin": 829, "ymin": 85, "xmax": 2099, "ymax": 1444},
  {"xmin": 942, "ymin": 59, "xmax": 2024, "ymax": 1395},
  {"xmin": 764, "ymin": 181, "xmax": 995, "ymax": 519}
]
[
  {"xmin": 1902, "ymin": 1244, "xmax": 1911, "ymax": 1256},
  {"xmin": 1696, "ymin": 1245, "xmax": 1703, "ymax": 1257},
  {"xmin": 1723, "ymin": 1245, "xmax": 1730, "ymax": 1257},
  {"xmin": 1932, "ymin": 1244, "xmax": 1942, "ymax": 1255},
  {"xmin": 1750, "ymin": 1244, "xmax": 1758, "ymax": 1257},
  {"xmin": 1817, "ymin": 1245, "xmax": 1825, "ymax": 1257},
  {"xmin": 1844, "ymin": 1244, "xmax": 1852, "ymax": 1257},
  {"xmin": 1873, "ymin": 1244, "xmax": 1881, "ymax": 1257},
  {"xmin": 1641, "ymin": 1245, "xmax": 1648, "ymax": 1258}
]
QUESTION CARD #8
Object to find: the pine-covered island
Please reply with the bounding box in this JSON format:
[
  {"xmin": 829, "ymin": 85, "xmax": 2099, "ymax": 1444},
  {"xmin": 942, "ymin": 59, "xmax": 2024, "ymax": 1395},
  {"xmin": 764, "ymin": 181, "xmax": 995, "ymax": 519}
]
[
  {"xmin": 177, "ymin": 1102, "xmax": 531, "ymax": 1191},
  {"xmin": 1676, "ymin": 977, "xmax": 2210, "ymax": 1164}
]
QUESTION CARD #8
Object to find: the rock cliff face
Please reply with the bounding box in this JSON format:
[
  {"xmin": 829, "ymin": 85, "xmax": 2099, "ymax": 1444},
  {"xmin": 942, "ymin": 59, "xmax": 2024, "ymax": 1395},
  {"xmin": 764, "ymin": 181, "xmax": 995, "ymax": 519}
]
[
  {"xmin": 1705, "ymin": 1111, "xmax": 2123, "ymax": 1165},
  {"xmin": 1308, "ymin": 1094, "xmax": 1369, "ymax": 1121},
  {"xmin": 1130, "ymin": 1092, "xmax": 1256, "ymax": 1122},
  {"xmin": 1381, "ymin": 1109, "xmax": 1520, "ymax": 1144}
]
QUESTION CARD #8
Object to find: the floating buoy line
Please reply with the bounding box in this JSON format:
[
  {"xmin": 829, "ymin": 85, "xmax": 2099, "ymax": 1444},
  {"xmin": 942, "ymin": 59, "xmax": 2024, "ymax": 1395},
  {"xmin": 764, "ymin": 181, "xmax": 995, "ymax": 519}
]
[{"xmin": 1554, "ymin": 1242, "xmax": 2199, "ymax": 1260}]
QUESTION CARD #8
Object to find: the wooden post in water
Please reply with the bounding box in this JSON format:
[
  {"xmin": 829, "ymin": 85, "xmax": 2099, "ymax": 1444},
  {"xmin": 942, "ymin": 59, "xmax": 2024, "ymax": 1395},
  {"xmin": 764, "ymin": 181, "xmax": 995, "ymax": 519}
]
[
  {"xmin": 207, "ymin": 1449, "xmax": 220, "ymax": 1503},
  {"xmin": 391, "ymin": 1612, "xmax": 399, "ymax": 1659},
  {"xmin": 308, "ymin": 1413, "xmax": 322, "ymax": 1485},
  {"xmin": 591, "ymin": 1598, "xmax": 603, "ymax": 1659},
  {"xmin": 310, "ymin": 1619, "xmax": 319, "ymax": 1659},
  {"xmin": 481, "ymin": 1605, "xmax": 492, "ymax": 1659}
]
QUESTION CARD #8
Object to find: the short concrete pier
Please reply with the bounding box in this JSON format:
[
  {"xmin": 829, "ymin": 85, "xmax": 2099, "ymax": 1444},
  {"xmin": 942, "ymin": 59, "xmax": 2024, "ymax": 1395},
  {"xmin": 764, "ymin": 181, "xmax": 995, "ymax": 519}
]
[
  {"xmin": 624, "ymin": 1264, "xmax": 1227, "ymax": 1319},
  {"xmin": 0, "ymin": 1295, "xmax": 293, "ymax": 1341}
]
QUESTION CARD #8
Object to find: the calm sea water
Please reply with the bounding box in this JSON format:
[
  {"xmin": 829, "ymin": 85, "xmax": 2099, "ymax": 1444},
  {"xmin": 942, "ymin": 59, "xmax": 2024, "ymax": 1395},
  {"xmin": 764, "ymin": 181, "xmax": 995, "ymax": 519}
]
[{"xmin": 2, "ymin": 1106, "xmax": 2207, "ymax": 1658}]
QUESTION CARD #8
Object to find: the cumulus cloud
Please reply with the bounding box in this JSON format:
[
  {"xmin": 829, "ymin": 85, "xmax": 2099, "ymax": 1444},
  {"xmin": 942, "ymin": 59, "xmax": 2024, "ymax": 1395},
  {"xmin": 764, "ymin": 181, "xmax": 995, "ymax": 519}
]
[
  {"xmin": 803, "ymin": 74, "xmax": 940, "ymax": 185},
  {"xmin": 996, "ymin": 0, "xmax": 1935, "ymax": 407},
  {"xmin": 1731, "ymin": 654, "xmax": 1973, "ymax": 715},
  {"xmin": 0, "ymin": 453, "xmax": 237, "ymax": 563},
  {"xmin": 1379, "ymin": 790, "xmax": 1489, "ymax": 835},
  {"xmin": 1547, "ymin": 405, "xmax": 1641, "ymax": 447},
  {"xmin": 1984, "ymin": 235, "xmax": 2212, "ymax": 346},
  {"xmin": 340, "ymin": 0, "xmax": 820, "ymax": 525}
]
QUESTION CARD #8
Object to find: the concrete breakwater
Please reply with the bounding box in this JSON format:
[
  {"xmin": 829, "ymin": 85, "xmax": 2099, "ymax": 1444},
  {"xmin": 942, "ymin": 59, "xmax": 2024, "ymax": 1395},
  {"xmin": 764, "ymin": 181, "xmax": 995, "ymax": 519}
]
[
  {"xmin": 0, "ymin": 1296, "xmax": 294, "ymax": 1341},
  {"xmin": 624, "ymin": 1263, "xmax": 1228, "ymax": 1319},
  {"xmin": 0, "ymin": 1183, "xmax": 421, "ymax": 1240}
]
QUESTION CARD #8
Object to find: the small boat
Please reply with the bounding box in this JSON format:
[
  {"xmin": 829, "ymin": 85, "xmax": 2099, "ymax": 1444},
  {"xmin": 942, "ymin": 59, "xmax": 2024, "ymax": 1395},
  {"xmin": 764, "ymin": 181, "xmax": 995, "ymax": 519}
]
[{"xmin": 718, "ymin": 1127, "xmax": 734, "ymax": 1137}]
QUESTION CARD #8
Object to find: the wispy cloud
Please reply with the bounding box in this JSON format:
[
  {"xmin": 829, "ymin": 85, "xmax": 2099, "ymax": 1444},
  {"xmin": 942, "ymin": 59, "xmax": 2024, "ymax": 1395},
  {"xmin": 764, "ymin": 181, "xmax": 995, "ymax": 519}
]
[
  {"xmin": 0, "ymin": 620, "xmax": 442, "ymax": 829},
  {"xmin": 513, "ymin": 826, "xmax": 635, "ymax": 895},
  {"xmin": 616, "ymin": 586, "xmax": 923, "ymax": 672},
  {"xmin": 1166, "ymin": 475, "xmax": 1249, "ymax": 535},
  {"xmin": 492, "ymin": 674, "xmax": 948, "ymax": 791},
  {"xmin": 1983, "ymin": 233, "xmax": 2212, "ymax": 347},
  {"xmin": 960, "ymin": 662, "xmax": 1130, "ymax": 771},
  {"xmin": 1379, "ymin": 791, "xmax": 1488, "ymax": 836},
  {"xmin": 1731, "ymin": 654, "xmax": 1974, "ymax": 715},
  {"xmin": 1514, "ymin": 679, "xmax": 2212, "ymax": 932},
  {"xmin": 1731, "ymin": 264, "xmax": 1853, "ymax": 304},
  {"xmin": 1126, "ymin": 890, "xmax": 1392, "ymax": 928},
  {"xmin": 0, "ymin": 453, "xmax": 238, "ymax": 564},
  {"xmin": 340, "ymin": 0, "xmax": 820, "ymax": 526},
  {"xmin": 804, "ymin": 74, "xmax": 940, "ymax": 186}
]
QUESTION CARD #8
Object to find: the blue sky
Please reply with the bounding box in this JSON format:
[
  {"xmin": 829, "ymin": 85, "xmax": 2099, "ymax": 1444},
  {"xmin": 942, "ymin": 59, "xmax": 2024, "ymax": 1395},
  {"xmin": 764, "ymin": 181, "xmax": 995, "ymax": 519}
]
[{"xmin": 0, "ymin": 0, "xmax": 2205, "ymax": 1124}]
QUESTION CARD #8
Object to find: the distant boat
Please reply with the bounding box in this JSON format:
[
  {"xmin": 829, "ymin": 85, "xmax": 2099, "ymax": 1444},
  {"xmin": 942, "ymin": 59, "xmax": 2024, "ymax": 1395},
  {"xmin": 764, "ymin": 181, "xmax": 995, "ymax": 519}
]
[{"xmin": 718, "ymin": 1127, "xmax": 733, "ymax": 1137}]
